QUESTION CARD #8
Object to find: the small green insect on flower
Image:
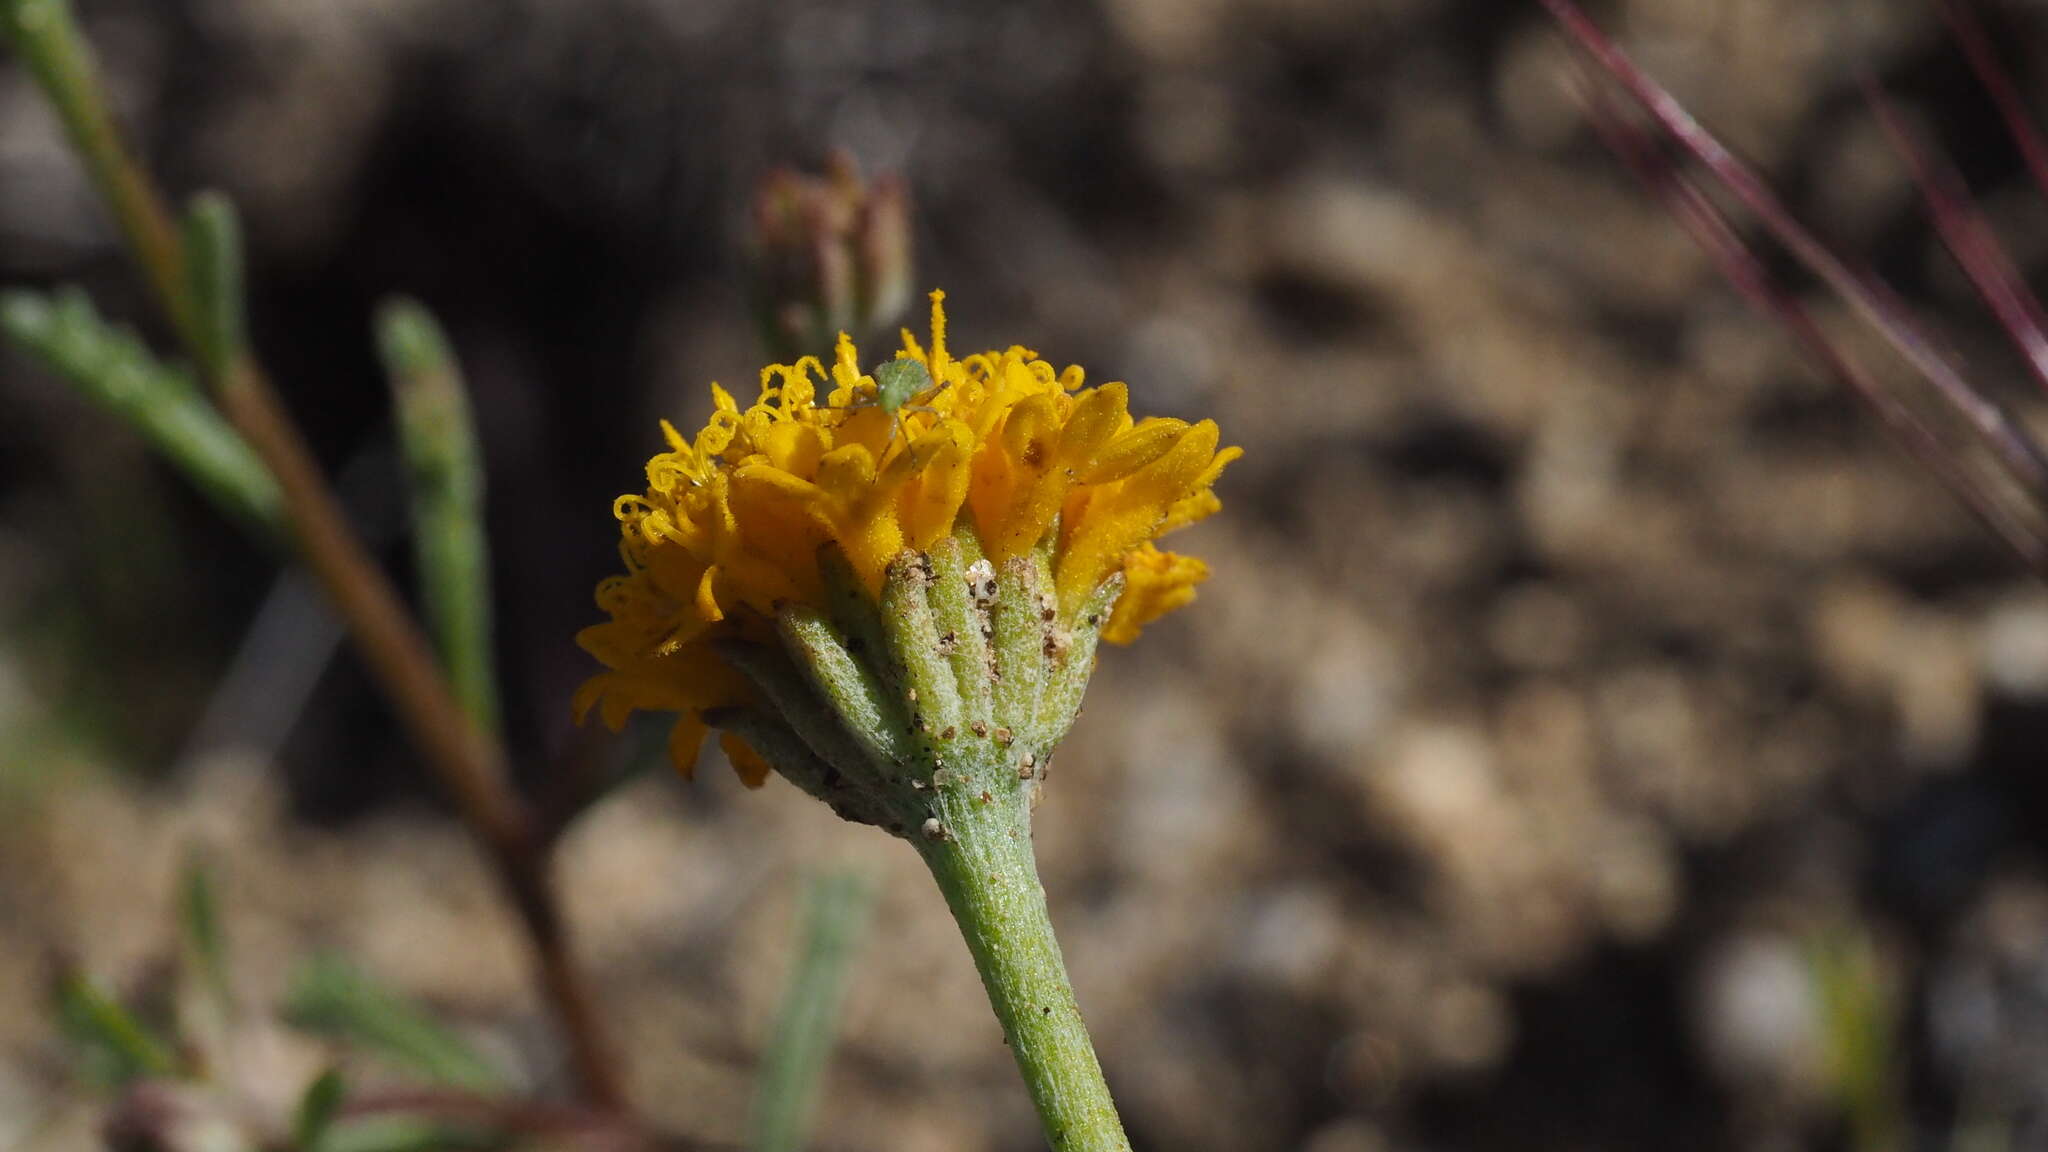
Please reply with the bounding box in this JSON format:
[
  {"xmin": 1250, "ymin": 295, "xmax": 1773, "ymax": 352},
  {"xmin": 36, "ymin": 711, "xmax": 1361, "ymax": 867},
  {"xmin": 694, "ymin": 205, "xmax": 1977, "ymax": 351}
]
[
  {"xmin": 818, "ymin": 356, "xmax": 945, "ymax": 454},
  {"xmin": 871, "ymin": 356, "xmax": 942, "ymax": 446},
  {"xmin": 870, "ymin": 356, "xmax": 934, "ymax": 414}
]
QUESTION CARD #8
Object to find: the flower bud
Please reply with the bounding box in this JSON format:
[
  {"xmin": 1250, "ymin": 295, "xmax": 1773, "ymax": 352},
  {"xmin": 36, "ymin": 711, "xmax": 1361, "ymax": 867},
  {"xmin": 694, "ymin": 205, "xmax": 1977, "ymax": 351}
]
[{"xmin": 750, "ymin": 152, "xmax": 912, "ymax": 362}]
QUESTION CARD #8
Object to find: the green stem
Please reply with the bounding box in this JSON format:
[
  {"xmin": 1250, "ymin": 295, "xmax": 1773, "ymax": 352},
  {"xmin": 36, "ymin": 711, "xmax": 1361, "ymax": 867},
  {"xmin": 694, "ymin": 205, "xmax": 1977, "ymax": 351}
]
[{"xmin": 916, "ymin": 789, "xmax": 1130, "ymax": 1152}]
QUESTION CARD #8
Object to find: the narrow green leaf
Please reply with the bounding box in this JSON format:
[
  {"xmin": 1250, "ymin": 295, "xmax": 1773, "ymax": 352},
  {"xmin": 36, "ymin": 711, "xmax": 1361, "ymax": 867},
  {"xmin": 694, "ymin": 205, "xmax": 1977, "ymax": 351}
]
[
  {"xmin": 377, "ymin": 298, "xmax": 500, "ymax": 738},
  {"xmin": 173, "ymin": 854, "xmax": 237, "ymax": 1079},
  {"xmin": 2, "ymin": 0, "xmax": 199, "ymax": 348},
  {"xmin": 321, "ymin": 1118, "xmax": 498, "ymax": 1152},
  {"xmin": 0, "ymin": 286, "xmax": 281, "ymax": 529},
  {"xmin": 375, "ymin": 299, "xmax": 455, "ymax": 383},
  {"xmin": 179, "ymin": 857, "xmax": 229, "ymax": 1003},
  {"xmin": 293, "ymin": 1069, "xmax": 347, "ymax": 1152},
  {"xmin": 1809, "ymin": 927, "xmax": 1903, "ymax": 1152},
  {"xmin": 284, "ymin": 957, "xmax": 501, "ymax": 1091},
  {"xmin": 182, "ymin": 191, "xmax": 247, "ymax": 385},
  {"xmin": 753, "ymin": 870, "xmax": 872, "ymax": 1152},
  {"xmin": 1, "ymin": 0, "xmax": 72, "ymax": 55},
  {"xmin": 53, "ymin": 971, "xmax": 177, "ymax": 1085}
]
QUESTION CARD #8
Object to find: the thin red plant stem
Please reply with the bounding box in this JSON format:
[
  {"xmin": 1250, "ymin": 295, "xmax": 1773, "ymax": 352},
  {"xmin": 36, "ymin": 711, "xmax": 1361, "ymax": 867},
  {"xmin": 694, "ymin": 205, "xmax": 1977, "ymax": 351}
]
[
  {"xmin": 1535, "ymin": 0, "xmax": 2048, "ymax": 503},
  {"xmin": 1863, "ymin": 76, "xmax": 2048, "ymax": 401},
  {"xmin": 1576, "ymin": 74, "xmax": 2048, "ymax": 570},
  {"xmin": 1936, "ymin": 0, "xmax": 2048, "ymax": 213}
]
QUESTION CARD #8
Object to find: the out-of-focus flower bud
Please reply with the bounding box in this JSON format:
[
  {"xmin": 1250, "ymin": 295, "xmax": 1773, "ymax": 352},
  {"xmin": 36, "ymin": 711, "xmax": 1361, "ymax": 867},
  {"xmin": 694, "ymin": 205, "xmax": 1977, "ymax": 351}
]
[{"xmin": 751, "ymin": 152, "xmax": 912, "ymax": 362}]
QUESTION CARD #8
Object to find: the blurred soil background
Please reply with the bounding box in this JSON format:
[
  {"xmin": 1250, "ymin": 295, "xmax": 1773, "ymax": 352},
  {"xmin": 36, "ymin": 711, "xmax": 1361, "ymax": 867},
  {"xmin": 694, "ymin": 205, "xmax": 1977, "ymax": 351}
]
[{"xmin": 7, "ymin": 0, "xmax": 2048, "ymax": 1149}]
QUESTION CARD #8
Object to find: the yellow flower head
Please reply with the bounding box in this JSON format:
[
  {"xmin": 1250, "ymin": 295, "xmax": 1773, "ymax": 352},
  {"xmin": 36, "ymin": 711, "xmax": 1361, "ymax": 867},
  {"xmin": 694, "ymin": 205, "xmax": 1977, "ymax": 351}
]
[{"xmin": 574, "ymin": 291, "xmax": 1239, "ymax": 780}]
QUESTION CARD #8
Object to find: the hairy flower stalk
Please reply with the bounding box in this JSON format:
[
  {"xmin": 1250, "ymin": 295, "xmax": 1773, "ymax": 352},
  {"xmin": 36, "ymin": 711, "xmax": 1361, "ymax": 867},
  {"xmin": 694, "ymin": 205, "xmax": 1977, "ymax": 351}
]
[{"xmin": 577, "ymin": 292, "xmax": 1238, "ymax": 1149}]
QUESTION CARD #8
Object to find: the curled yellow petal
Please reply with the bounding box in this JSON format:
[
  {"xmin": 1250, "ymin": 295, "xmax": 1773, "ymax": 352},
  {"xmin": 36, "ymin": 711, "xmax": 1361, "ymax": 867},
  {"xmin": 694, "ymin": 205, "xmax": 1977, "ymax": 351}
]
[{"xmin": 695, "ymin": 565, "xmax": 724, "ymax": 623}]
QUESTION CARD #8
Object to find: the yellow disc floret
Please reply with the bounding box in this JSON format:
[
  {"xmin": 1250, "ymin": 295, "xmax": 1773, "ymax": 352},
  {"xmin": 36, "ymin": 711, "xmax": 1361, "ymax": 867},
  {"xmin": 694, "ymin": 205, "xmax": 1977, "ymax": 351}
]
[{"xmin": 574, "ymin": 291, "xmax": 1240, "ymax": 779}]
